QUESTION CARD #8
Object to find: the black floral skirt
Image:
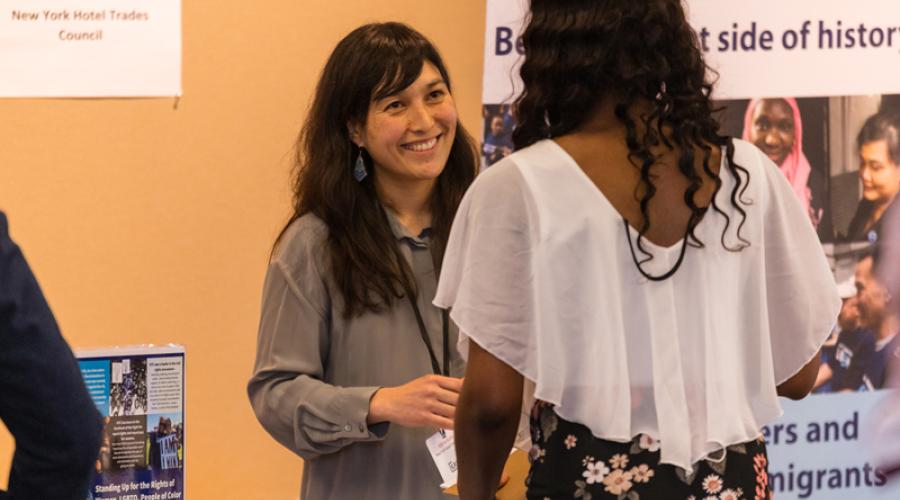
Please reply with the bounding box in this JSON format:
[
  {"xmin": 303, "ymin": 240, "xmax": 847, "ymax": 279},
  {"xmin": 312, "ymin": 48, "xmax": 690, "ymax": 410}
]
[{"xmin": 526, "ymin": 401, "xmax": 772, "ymax": 500}]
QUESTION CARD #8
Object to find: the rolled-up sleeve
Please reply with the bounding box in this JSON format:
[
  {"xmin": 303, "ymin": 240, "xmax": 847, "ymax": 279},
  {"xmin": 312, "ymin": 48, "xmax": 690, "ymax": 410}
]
[{"xmin": 247, "ymin": 257, "xmax": 388, "ymax": 461}]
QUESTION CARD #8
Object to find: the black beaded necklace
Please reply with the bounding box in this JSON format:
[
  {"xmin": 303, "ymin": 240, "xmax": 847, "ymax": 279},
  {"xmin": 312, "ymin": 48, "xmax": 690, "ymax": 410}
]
[{"xmin": 623, "ymin": 217, "xmax": 691, "ymax": 282}]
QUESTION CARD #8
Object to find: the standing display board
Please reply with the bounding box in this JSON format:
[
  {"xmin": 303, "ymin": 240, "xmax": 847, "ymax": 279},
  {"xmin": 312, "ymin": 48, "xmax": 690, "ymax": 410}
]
[
  {"xmin": 78, "ymin": 345, "xmax": 185, "ymax": 500},
  {"xmin": 481, "ymin": 1, "xmax": 900, "ymax": 498}
]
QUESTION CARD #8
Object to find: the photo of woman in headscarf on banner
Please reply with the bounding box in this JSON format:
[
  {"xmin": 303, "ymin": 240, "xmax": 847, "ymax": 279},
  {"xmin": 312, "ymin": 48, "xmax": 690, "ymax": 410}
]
[
  {"xmin": 844, "ymin": 112, "xmax": 900, "ymax": 244},
  {"xmin": 743, "ymin": 97, "xmax": 833, "ymax": 239}
]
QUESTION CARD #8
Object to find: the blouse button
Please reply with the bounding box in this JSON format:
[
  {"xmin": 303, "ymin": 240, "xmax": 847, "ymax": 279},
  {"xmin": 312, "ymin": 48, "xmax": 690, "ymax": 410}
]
[{"xmin": 344, "ymin": 424, "xmax": 352, "ymax": 432}]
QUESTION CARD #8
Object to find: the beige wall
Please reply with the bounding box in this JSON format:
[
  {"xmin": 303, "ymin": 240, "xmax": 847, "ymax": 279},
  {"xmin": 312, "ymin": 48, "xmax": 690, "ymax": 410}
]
[{"xmin": 0, "ymin": 1, "xmax": 485, "ymax": 497}]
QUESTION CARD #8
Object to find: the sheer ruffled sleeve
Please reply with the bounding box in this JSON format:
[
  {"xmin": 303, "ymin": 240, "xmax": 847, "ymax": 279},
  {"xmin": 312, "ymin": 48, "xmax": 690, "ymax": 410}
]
[
  {"xmin": 436, "ymin": 139, "xmax": 843, "ymax": 472},
  {"xmin": 757, "ymin": 150, "xmax": 841, "ymax": 384},
  {"xmin": 434, "ymin": 162, "xmax": 540, "ymax": 380}
]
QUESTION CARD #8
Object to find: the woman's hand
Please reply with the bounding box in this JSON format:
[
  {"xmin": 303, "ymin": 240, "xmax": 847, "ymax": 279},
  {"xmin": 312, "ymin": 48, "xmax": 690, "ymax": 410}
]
[{"xmin": 367, "ymin": 375, "xmax": 463, "ymax": 429}]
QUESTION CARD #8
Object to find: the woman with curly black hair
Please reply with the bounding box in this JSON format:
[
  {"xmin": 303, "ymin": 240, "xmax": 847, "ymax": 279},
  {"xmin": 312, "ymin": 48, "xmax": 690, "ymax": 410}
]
[{"xmin": 435, "ymin": 1, "xmax": 840, "ymax": 498}]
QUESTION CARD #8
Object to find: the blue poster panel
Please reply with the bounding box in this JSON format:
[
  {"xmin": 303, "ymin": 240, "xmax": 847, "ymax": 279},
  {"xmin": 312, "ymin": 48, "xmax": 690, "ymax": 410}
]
[{"xmin": 77, "ymin": 346, "xmax": 185, "ymax": 500}]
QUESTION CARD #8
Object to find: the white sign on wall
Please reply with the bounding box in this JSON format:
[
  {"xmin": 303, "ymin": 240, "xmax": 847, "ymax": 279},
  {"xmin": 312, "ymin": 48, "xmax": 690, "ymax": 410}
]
[{"xmin": 0, "ymin": 0, "xmax": 181, "ymax": 97}]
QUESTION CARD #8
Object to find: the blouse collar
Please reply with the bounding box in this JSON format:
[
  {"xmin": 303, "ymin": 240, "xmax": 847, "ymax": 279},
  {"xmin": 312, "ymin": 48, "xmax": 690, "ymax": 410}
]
[{"xmin": 383, "ymin": 207, "xmax": 431, "ymax": 248}]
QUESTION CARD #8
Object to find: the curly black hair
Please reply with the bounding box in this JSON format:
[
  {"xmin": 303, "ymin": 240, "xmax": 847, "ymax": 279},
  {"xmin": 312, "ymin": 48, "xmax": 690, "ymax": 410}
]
[{"xmin": 513, "ymin": 0, "xmax": 750, "ymax": 273}]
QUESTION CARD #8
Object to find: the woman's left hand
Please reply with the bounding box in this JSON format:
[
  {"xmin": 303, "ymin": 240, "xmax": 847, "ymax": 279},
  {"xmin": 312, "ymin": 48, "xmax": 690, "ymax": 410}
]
[{"xmin": 367, "ymin": 374, "xmax": 463, "ymax": 429}]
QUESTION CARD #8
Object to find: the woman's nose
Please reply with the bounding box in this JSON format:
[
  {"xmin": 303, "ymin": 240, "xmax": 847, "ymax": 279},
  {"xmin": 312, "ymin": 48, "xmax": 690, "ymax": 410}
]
[{"xmin": 408, "ymin": 102, "xmax": 435, "ymax": 131}]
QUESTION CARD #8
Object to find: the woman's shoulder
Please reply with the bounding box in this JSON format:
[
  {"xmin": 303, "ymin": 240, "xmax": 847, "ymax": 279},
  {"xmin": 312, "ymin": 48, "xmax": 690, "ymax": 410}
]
[
  {"xmin": 727, "ymin": 138, "xmax": 786, "ymax": 200},
  {"xmin": 474, "ymin": 140, "xmax": 565, "ymax": 193},
  {"xmin": 272, "ymin": 213, "xmax": 329, "ymax": 269},
  {"xmin": 503, "ymin": 139, "xmax": 566, "ymax": 169},
  {"xmin": 728, "ymin": 138, "xmax": 769, "ymax": 172},
  {"xmin": 266, "ymin": 214, "xmax": 332, "ymax": 315},
  {"xmin": 471, "ymin": 151, "xmax": 530, "ymax": 197}
]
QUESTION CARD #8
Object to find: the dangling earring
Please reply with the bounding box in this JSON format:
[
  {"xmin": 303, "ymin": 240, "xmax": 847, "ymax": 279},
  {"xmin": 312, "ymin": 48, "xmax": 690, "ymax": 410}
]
[{"xmin": 353, "ymin": 147, "xmax": 368, "ymax": 182}]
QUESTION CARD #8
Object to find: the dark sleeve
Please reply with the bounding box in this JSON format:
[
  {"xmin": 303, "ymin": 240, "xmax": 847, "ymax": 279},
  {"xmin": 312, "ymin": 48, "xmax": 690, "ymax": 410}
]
[
  {"xmin": 847, "ymin": 332, "xmax": 877, "ymax": 390},
  {"xmin": 871, "ymin": 198, "xmax": 900, "ymax": 244},
  {"xmin": 831, "ymin": 331, "xmax": 874, "ymax": 391},
  {"xmin": 844, "ymin": 200, "xmax": 874, "ymax": 242},
  {"xmin": 0, "ymin": 213, "xmax": 103, "ymax": 499}
]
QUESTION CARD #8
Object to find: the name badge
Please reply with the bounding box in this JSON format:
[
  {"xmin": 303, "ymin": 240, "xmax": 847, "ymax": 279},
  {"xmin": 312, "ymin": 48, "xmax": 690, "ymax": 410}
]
[{"xmin": 426, "ymin": 429, "xmax": 458, "ymax": 488}]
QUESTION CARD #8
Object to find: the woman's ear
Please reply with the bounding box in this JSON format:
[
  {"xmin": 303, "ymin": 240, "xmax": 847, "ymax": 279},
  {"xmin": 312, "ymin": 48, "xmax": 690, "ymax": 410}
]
[{"xmin": 347, "ymin": 122, "xmax": 363, "ymax": 148}]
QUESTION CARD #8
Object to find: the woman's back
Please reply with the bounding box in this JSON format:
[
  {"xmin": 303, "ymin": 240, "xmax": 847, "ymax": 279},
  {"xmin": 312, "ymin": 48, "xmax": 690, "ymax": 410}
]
[
  {"xmin": 554, "ymin": 118, "xmax": 722, "ymax": 249},
  {"xmin": 438, "ymin": 136, "xmax": 839, "ymax": 471}
]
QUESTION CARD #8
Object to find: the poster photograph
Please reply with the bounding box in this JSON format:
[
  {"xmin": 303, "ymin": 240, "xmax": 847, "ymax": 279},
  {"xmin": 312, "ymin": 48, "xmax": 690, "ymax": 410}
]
[{"xmin": 78, "ymin": 346, "xmax": 185, "ymax": 500}]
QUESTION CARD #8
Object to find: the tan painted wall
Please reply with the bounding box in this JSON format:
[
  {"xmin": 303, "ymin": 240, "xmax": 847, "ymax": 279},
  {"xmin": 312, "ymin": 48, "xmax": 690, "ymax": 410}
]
[{"xmin": 0, "ymin": 1, "xmax": 486, "ymax": 497}]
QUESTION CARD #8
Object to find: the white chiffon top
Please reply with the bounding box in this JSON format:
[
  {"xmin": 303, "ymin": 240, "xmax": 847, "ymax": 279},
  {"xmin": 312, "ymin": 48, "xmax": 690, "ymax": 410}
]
[{"xmin": 434, "ymin": 138, "xmax": 841, "ymax": 473}]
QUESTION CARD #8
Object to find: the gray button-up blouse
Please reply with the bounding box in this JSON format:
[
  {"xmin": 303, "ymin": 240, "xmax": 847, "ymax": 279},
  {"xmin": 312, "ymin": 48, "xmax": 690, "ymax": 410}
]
[{"xmin": 248, "ymin": 211, "xmax": 463, "ymax": 500}]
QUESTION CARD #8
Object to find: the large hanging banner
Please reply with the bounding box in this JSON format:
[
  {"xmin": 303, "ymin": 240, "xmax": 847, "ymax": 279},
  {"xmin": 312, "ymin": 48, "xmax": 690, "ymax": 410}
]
[
  {"xmin": 78, "ymin": 345, "xmax": 185, "ymax": 500},
  {"xmin": 0, "ymin": 0, "xmax": 181, "ymax": 97},
  {"xmin": 482, "ymin": 1, "xmax": 900, "ymax": 498}
]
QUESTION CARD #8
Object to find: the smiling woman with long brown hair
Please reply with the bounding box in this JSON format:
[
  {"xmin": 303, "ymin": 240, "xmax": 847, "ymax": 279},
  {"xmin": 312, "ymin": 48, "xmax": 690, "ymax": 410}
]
[{"xmin": 247, "ymin": 22, "xmax": 477, "ymax": 500}]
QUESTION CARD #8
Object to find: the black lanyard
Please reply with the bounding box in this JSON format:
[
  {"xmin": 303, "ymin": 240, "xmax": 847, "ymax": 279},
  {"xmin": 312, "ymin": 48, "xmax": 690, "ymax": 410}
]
[
  {"xmin": 383, "ymin": 204, "xmax": 450, "ymax": 377},
  {"xmin": 406, "ymin": 294, "xmax": 450, "ymax": 377}
]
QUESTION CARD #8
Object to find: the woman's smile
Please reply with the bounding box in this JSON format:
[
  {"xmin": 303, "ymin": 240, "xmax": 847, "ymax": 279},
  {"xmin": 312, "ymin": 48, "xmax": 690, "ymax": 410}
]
[{"xmin": 401, "ymin": 134, "xmax": 440, "ymax": 153}]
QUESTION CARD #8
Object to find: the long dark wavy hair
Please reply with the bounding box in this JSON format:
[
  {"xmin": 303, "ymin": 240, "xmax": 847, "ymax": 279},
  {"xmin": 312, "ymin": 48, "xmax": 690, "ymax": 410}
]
[
  {"xmin": 278, "ymin": 22, "xmax": 478, "ymax": 317},
  {"xmin": 514, "ymin": 0, "xmax": 750, "ymax": 260}
]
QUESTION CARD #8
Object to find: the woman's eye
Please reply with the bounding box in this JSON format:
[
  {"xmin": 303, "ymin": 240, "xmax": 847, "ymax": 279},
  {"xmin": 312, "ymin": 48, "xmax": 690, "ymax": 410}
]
[
  {"xmin": 385, "ymin": 101, "xmax": 403, "ymax": 111},
  {"xmin": 429, "ymin": 90, "xmax": 446, "ymax": 99}
]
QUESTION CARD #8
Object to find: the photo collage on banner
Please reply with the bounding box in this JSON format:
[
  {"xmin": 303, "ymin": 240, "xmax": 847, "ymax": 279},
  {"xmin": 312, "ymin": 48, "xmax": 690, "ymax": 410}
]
[
  {"xmin": 79, "ymin": 346, "xmax": 185, "ymax": 500},
  {"xmin": 481, "ymin": 0, "xmax": 900, "ymax": 498},
  {"xmin": 715, "ymin": 95, "xmax": 900, "ymax": 394}
]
